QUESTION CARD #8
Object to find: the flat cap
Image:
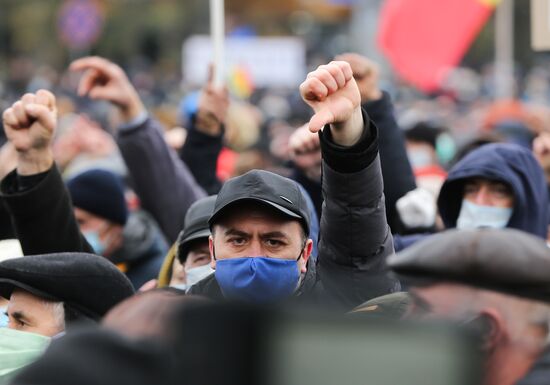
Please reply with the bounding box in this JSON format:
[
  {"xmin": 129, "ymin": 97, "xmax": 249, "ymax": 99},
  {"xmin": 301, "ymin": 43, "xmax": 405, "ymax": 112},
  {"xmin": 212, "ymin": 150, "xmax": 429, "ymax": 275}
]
[
  {"xmin": 388, "ymin": 228, "xmax": 550, "ymax": 304},
  {"xmin": 0, "ymin": 253, "xmax": 135, "ymax": 320}
]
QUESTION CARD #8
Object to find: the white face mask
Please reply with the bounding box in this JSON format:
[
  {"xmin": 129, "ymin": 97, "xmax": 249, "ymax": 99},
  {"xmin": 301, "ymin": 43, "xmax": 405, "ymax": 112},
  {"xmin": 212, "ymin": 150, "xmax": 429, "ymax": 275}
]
[
  {"xmin": 456, "ymin": 200, "xmax": 513, "ymax": 230},
  {"xmin": 407, "ymin": 149, "xmax": 433, "ymax": 169},
  {"xmin": 185, "ymin": 264, "xmax": 215, "ymax": 288},
  {"xmin": 170, "ymin": 264, "xmax": 214, "ymax": 292}
]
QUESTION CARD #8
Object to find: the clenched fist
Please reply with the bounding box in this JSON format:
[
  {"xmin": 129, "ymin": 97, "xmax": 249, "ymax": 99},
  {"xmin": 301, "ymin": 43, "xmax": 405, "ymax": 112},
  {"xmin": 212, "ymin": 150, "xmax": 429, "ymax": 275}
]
[
  {"xmin": 300, "ymin": 61, "xmax": 363, "ymax": 147},
  {"xmin": 335, "ymin": 53, "xmax": 382, "ymax": 103},
  {"xmin": 2, "ymin": 90, "xmax": 57, "ymax": 175},
  {"xmin": 195, "ymin": 65, "xmax": 230, "ymax": 136}
]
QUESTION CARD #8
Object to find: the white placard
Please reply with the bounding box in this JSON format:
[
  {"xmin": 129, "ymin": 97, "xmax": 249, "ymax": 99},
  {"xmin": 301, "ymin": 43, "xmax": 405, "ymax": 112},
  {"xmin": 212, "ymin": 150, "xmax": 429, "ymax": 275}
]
[
  {"xmin": 183, "ymin": 35, "xmax": 306, "ymax": 89},
  {"xmin": 532, "ymin": 0, "xmax": 550, "ymax": 51}
]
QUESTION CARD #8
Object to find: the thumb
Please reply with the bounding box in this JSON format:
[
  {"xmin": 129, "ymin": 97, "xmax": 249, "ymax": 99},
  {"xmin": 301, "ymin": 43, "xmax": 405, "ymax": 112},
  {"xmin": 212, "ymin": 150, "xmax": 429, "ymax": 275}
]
[
  {"xmin": 308, "ymin": 109, "xmax": 334, "ymax": 133},
  {"xmin": 24, "ymin": 104, "xmax": 55, "ymax": 131}
]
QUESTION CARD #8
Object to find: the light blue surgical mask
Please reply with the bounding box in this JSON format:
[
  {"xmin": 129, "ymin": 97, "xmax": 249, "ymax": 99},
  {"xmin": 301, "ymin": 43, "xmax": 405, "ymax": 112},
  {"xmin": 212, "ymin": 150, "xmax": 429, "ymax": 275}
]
[
  {"xmin": 0, "ymin": 307, "xmax": 7, "ymax": 328},
  {"xmin": 215, "ymin": 256, "xmax": 300, "ymax": 303},
  {"xmin": 456, "ymin": 200, "xmax": 513, "ymax": 230},
  {"xmin": 407, "ymin": 149, "xmax": 433, "ymax": 169},
  {"xmin": 0, "ymin": 328, "xmax": 50, "ymax": 382},
  {"xmin": 83, "ymin": 231, "xmax": 106, "ymax": 256}
]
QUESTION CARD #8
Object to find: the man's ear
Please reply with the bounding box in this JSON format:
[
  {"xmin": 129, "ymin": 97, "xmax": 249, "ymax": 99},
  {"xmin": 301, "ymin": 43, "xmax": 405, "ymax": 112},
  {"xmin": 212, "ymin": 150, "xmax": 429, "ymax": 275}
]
[
  {"xmin": 299, "ymin": 239, "xmax": 314, "ymax": 274},
  {"xmin": 468, "ymin": 310, "xmax": 504, "ymax": 353},
  {"xmin": 209, "ymin": 236, "xmax": 216, "ymax": 269}
]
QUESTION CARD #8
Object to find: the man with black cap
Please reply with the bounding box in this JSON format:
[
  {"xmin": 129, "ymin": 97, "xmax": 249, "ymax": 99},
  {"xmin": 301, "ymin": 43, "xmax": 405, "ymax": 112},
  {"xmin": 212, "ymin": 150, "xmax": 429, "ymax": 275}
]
[
  {"xmin": 157, "ymin": 195, "xmax": 217, "ymax": 290},
  {"xmin": 187, "ymin": 60, "xmax": 400, "ymax": 307},
  {"xmin": 0, "ymin": 252, "xmax": 134, "ymax": 336},
  {"xmin": 388, "ymin": 228, "xmax": 550, "ymax": 385}
]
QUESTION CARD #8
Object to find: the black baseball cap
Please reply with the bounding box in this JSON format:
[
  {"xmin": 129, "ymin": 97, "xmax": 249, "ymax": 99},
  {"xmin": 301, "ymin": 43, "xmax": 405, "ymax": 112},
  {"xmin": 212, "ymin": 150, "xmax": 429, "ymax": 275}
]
[
  {"xmin": 177, "ymin": 195, "xmax": 217, "ymax": 262},
  {"xmin": 209, "ymin": 170, "xmax": 310, "ymax": 234}
]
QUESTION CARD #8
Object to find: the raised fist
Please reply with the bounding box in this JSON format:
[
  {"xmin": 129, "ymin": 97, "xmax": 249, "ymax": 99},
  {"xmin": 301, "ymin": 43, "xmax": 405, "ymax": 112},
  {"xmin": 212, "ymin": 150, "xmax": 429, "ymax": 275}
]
[
  {"xmin": 70, "ymin": 56, "xmax": 145, "ymax": 123},
  {"xmin": 288, "ymin": 124, "xmax": 322, "ymax": 181},
  {"xmin": 2, "ymin": 90, "xmax": 57, "ymax": 175},
  {"xmin": 300, "ymin": 61, "xmax": 362, "ymax": 147},
  {"xmin": 195, "ymin": 65, "xmax": 230, "ymax": 136},
  {"xmin": 335, "ymin": 53, "xmax": 382, "ymax": 103}
]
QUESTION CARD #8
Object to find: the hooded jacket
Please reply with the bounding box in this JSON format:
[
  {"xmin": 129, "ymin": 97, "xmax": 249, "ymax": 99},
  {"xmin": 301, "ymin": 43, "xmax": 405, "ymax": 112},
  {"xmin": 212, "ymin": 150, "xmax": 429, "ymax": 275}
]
[{"xmin": 437, "ymin": 143, "xmax": 548, "ymax": 239}]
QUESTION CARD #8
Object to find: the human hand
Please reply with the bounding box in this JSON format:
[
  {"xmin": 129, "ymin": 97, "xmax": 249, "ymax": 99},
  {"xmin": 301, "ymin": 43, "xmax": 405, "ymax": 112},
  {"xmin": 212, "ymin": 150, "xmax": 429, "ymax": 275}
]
[
  {"xmin": 288, "ymin": 124, "xmax": 322, "ymax": 181},
  {"xmin": 299, "ymin": 61, "xmax": 363, "ymax": 147},
  {"xmin": 195, "ymin": 65, "xmax": 229, "ymax": 136},
  {"xmin": 335, "ymin": 53, "xmax": 382, "ymax": 103},
  {"xmin": 2, "ymin": 90, "xmax": 57, "ymax": 175},
  {"xmin": 70, "ymin": 56, "xmax": 145, "ymax": 123}
]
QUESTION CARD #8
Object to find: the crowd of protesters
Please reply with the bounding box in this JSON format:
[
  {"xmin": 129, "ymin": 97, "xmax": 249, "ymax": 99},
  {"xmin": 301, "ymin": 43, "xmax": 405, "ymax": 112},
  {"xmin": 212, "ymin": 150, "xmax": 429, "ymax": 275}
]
[{"xmin": 0, "ymin": 36, "xmax": 550, "ymax": 385}]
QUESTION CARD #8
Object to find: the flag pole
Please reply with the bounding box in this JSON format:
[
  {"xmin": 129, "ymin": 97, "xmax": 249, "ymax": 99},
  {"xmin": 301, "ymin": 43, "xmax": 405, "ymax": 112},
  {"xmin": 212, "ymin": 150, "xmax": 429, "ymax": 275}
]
[
  {"xmin": 495, "ymin": 0, "xmax": 515, "ymax": 100},
  {"xmin": 210, "ymin": 0, "xmax": 225, "ymax": 89}
]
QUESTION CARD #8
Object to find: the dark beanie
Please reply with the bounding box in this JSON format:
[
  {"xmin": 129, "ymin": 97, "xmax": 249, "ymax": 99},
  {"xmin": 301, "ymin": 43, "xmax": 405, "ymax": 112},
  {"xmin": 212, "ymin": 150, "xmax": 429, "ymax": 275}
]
[{"xmin": 67, "ymin": 169, "xmax": 128, "ymax": 225}]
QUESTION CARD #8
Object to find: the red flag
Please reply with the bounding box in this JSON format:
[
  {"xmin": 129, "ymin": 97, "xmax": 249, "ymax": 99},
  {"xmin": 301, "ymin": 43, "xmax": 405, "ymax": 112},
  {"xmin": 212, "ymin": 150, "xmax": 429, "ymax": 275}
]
[{"xmin": 378, "ymin": 0, "xmax": 500, "ymax": 92}]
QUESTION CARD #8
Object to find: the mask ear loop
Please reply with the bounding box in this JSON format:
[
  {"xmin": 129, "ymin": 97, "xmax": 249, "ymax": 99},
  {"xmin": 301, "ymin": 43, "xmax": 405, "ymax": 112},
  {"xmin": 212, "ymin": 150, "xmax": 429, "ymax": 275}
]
[
  {"xmin": 212, "ymin": 244, "xmax": 217, "ymax": 261},
  {"xmin": 296, "ymin": 240, "xmax": 307, "ymax": 261}
]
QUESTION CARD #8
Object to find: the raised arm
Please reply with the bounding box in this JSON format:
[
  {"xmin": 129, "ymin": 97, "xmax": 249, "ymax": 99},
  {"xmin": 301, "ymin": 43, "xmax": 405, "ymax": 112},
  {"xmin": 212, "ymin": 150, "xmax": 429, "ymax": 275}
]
[
  {"xmin": 300, "ymin": 61, "xmax": 399, "ymax": 308},
  {"xmin": 180, "ymin": 66, "xmax": 229, "ymax": 195},
  {"xmin": 0, "ymin": 90, "xmax": 92, "ymax": 254},
  {"xmin": 70, "ymin": 57, "xmax": 206, "ymax": 243},
  {"xmin": 337, "ymin": 53, "xmax": 416, "ymax": 234}
]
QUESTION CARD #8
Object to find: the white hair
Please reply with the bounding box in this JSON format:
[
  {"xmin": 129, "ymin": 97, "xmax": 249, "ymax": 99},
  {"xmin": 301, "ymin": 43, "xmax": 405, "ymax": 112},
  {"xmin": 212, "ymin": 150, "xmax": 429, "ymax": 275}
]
[{"xmin": 42, "ymin": 300, "xmax": 65, "ymax": 332}]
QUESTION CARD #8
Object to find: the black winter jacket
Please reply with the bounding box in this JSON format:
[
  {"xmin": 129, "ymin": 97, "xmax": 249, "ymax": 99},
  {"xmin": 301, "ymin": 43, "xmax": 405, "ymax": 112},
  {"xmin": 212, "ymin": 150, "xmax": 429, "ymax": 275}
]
[{"xmin": 189, "ymin": 111, "xmax": 400, "ymax": 309}]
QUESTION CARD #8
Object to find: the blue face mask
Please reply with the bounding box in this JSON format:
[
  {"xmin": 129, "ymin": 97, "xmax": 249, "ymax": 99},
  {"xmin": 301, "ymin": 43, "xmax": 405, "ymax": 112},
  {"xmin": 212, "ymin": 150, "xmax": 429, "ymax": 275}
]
[
  {"xmin": 456, "ymin": 200, "xmax": 513, "ymax": 230},
  {"xmin": 83, "ymin": 231, "xmax": 106, "ymax": 256},
  {"xmin": 215, "ymin": 256, "xmax": 301, "ymax": 303}
]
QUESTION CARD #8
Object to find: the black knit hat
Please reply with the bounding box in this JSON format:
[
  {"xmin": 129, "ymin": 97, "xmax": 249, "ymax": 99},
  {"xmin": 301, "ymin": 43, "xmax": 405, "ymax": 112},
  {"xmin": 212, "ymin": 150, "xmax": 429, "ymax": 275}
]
[
  {"xmin": 209, "ymin": 170, "xmax": 310, "ymax": 234},
  {"xmin": 0, "ymin": 253, "xmax": 135, "ymax": 320},
  {"xmin": 177, "ymin": 195, "xmax": 217, "ymax": 263},
  {"xmin": 67, "ymin": 169, "xmax": 128, "ymax": 225}
]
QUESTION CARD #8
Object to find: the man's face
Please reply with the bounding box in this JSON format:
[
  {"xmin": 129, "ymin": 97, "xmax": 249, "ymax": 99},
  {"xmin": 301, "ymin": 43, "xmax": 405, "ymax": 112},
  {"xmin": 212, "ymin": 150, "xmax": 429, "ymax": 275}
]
[
  {"xmin": 6, "ymin": 289, "xmax": 64, "ymax": 337},
  {"xmin": 170, "ymin": 241, "xmax": 211, "ymax": 286},
  {"xmin": 185, "ymin": 241, "xmax": 211, "ymax": 270},
  {"xmin": 209, "ymin": 203, "xmax": 312, "ymax": 274},
  {"xmin": 74, "ymin": 207, "xmax": 123, "ymax": 256},
  {"xmin": 407, "ymin": 283, "xmax": 471, "ymax": 321},
  {"xmin": 463, "ymin": 178, "xmax": 514, "ymax": 208}
]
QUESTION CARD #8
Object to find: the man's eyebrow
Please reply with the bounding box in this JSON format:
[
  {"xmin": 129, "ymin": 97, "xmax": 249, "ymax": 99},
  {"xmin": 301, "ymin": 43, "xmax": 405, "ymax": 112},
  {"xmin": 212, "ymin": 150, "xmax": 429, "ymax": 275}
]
[
  {"xmin": 11, "ymin": 310, "xmax": 28, "ymax": 322},
  {"xmin": 260, "ymin": 231, "xmax": 289, "ymax": 240},
  {"xmin": 223, "ymin": 229, "xmax": 250, "ymax": 238}
]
